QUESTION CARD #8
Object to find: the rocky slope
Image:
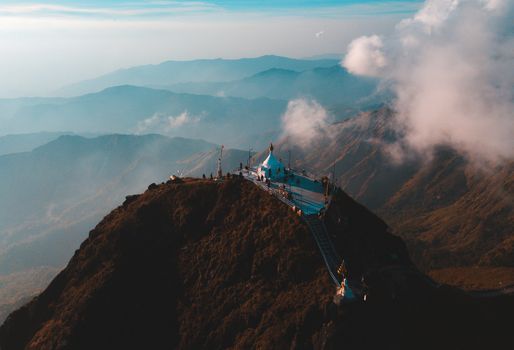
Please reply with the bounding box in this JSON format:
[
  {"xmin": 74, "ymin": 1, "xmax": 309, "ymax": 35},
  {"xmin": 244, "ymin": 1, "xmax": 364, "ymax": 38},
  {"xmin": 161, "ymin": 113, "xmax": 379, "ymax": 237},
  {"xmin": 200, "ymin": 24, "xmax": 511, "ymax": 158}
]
[
  {"xmin": 269, "ymin": 108, "xmax": 514, "ymax": 274},
  {"xmin": 0, "ymin": 178, "xmax": 512, "ymax": 349}
]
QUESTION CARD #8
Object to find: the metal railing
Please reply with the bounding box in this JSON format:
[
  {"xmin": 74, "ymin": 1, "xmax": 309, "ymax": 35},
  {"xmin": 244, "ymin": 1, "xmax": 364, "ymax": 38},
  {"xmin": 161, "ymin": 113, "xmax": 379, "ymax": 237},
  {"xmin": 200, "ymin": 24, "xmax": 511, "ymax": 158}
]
[{"xmin": 304, "ymin": 214, "xmax": 342, "ymax": 286}]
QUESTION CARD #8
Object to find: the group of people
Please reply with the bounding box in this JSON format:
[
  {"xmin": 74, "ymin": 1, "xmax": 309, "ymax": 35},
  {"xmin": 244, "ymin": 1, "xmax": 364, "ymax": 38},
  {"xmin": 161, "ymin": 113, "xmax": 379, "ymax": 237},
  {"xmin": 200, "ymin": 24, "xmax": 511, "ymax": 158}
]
[
  {"xmin": 291, "ymin": 205, "xmax": 303, "ymax": 216},
  {"xmin": 201, "ymin": 172, "xmax": 244, "ymax": 181}
]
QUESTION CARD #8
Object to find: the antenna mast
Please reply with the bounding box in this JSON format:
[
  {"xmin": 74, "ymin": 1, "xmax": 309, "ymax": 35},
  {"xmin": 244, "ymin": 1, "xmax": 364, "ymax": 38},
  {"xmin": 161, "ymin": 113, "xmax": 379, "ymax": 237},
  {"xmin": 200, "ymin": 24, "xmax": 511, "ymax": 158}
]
[
  {"xmin": 216, "ymin": 145, "xmax": 224, "ymax": 178},
  {"xmin": 248, "ymin": 146, "xmax": 253, "ymax": 169}
]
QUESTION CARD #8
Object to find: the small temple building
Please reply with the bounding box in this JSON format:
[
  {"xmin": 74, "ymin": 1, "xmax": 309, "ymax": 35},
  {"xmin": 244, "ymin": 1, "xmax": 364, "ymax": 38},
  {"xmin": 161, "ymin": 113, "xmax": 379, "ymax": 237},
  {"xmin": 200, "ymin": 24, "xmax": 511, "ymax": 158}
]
[{"xmin": 257, "ymin": 143, "xmax": 286, "ymax": 180}]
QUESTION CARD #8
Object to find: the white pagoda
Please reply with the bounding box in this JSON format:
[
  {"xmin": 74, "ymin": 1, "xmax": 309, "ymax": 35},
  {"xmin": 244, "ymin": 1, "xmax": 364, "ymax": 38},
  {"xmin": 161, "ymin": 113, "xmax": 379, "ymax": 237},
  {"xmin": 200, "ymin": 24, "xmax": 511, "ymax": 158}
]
[{"xmin": 257, "ymin": 143, "xmax": 286, "ymax": 180}]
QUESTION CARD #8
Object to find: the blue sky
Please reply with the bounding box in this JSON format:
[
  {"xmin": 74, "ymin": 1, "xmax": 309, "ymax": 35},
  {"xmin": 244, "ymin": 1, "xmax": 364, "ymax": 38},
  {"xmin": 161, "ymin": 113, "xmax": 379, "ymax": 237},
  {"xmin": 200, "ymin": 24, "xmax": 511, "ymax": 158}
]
[
  {"xmin": 0, "ymin": 1, "xmax": 424, "ymax": 97},
  {"xmin": 0, "ymin": 1, "xmax": 423, "ymax": 17}
]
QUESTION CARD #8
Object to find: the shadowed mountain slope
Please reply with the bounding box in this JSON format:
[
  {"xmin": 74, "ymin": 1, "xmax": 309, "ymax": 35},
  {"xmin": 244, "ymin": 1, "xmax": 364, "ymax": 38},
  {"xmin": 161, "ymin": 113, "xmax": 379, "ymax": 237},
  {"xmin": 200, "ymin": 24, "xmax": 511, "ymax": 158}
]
[
  {"xmin": 0, "ymin": 134, "xmax": 246, "ymax": 324},
  {"xmin": 1, "ymin": 179, "xmax": 512, "ymax": 349},
  {"xmin": 269, "ymin": 109, "xmax": 514, "ymax": 275}
]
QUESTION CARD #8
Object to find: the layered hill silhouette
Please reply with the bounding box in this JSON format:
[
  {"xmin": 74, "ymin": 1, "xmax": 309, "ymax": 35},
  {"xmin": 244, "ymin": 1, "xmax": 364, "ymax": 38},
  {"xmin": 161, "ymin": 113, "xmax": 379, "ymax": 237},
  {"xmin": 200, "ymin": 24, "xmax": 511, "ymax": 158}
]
[
  {"xmin": 152, "ymin": 65, "xmax": 382, "ymax": 111},
  {"xmin": 0, "ymin": 132, "xmax": 74, "ymax": 156},
  {"xmin": 269, "ymin": 108, "xmax": 514, "ymax": 283},
  {"xmin": 0, "ymin": 86, "xmax": 285, "ymax": 149},
  {"xmin": 1, "ymin": 57, "xmax": 385, "ymax": 149},
  {"xmin": 1, "ymin": 178, "xmax": 512, "ymax": 349},
  {"xmin": 57, "ymin": 55, "xmax": 339, "ymax": 96}
]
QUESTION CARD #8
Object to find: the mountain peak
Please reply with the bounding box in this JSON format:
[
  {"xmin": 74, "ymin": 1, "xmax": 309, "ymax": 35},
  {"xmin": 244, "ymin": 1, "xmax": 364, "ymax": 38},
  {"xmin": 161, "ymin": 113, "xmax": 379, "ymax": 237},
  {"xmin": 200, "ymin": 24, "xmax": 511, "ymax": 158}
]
[
  {"xmin": 0, "ymin": 178, "xmax": 407, "ymax": 348},
  {"xmin": 2, "ymin": 177, "xmax": 510, "ymax": 349}
]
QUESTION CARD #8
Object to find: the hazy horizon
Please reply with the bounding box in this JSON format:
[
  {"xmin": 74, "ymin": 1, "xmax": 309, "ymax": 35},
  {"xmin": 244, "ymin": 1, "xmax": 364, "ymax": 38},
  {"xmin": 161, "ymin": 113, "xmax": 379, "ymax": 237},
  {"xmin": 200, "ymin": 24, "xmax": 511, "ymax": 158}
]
[{"xmin": 0, "ymin": 0, "xmax": 423, "ymax": 98}]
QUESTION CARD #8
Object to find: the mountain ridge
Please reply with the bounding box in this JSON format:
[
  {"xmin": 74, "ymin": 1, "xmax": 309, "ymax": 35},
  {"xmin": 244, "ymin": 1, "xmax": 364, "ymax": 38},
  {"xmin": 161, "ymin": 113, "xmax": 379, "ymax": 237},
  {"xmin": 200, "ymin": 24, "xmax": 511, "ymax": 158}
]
[
  {"xmin": 56, "ymin": 55, "xmax": 339, "ymax": 97},
  {"xmin": 1, "ymin": 178, "xmax": 512, "ymax": 349},
  {"xmin": 2, "ymin": 85, "xmax": 287, "ymax": 149},
  {"xmin": 149, "ymin": 65, "xmax": 382, "ymax": 109}
]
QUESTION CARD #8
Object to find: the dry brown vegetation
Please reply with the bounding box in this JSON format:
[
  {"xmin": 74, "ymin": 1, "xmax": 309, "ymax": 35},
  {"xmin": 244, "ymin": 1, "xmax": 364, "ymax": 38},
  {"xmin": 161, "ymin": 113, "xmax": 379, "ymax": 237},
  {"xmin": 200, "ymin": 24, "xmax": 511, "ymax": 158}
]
[
  {"xmin": 429, "ymin": 267, "xmax": 514, "ymax": 291},
  {"xmin": 270, "ymin": 108, "xmax": 514, "ymax": 282},
  {"xmin": 0, "ymin": 267, "xmax": 59, "ymax": 325},
  {"xmin": 0, "ymin": 178, "xmax": 512, "ymax": 349}
]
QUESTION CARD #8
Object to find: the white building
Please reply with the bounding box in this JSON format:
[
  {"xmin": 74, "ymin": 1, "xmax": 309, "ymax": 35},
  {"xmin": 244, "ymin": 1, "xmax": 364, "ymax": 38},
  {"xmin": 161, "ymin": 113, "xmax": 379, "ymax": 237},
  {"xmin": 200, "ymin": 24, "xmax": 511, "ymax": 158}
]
[{"xmin": 257, "ymin": 143, "xmax": 286, "ymax": 180}]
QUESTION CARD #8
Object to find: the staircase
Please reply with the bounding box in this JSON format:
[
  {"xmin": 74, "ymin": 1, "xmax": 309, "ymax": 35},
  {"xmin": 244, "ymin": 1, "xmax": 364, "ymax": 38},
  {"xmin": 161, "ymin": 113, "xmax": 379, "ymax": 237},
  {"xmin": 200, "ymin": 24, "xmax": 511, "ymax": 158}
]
[
  {"xmin": 243, "ymin": 174, "xmax": 345, "ymax": 288},
  {"xmin": 303, "ymin": 214, "xmax": 342, "ymax": 286}
]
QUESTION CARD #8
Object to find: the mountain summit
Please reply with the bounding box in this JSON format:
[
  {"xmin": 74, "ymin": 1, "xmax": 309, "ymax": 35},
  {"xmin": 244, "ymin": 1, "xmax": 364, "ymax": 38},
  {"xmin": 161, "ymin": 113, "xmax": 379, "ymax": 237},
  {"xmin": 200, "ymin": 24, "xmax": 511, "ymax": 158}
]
[{"xmin": 0, "ymin": 178, "xmax": 512, "ymax": 349}]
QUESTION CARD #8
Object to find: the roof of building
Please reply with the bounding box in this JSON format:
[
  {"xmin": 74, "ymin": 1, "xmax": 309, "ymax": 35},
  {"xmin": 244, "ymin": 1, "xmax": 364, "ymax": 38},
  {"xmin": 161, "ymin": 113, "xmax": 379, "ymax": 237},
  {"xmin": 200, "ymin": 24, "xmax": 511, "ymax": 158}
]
[{"xmin": 260, "ymin": 143, "xmax": 284, "ymax": 172}]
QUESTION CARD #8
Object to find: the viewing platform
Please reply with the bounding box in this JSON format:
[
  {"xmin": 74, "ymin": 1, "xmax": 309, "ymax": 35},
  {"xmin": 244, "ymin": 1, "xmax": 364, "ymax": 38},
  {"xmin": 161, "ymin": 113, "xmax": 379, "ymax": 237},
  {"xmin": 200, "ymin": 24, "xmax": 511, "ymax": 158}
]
[
  {"xmin": 241, "ymin": 168, "xmax": 328, "ymax": 215},
  {"xmin": 236, "ymin": 143, "xmax": 331, "ymax": 216}
]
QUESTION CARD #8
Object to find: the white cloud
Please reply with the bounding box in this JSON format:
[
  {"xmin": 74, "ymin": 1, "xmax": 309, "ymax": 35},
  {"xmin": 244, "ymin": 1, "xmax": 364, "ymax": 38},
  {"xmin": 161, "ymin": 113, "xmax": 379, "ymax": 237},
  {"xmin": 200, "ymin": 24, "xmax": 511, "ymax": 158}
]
[
  {"xmin": 343, "ymin": 0, "xmax": 514, "ymax": 164},
  {"xmin": 136, "ymin": 111, "xmax": 200, "ymax": 134},
  {"xmin": 410, "ymin": 0, "xmax": 458, "ymax": 29},
  {"xmin": 342, "ymin": 35, "xmax": 387, "ymax": 77},
  {"xmin": 281, "ymin": 99, "xmax": 334, "ymax": 148},
  {"xmin": 315, "ymin": 30, "xmax": 324, "ymax": 38}
]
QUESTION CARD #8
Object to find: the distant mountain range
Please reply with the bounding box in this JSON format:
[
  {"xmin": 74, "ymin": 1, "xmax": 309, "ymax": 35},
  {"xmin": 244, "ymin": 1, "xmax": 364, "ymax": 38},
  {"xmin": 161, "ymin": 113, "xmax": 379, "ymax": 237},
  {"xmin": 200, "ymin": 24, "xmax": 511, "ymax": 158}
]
[
  {"xmin": 0, "ymin": 132, "xmax": 73, "ymax": 156},
  {"xmin": 0, "ymin": 134, "xmax": 246, "ymax": 323},
  {"xmin": 1, "ymin": 86, "xmax": 286, "ymax": 149},
  {"xmin": 57, "ymin": 55, "xmax": 340, "ymax": 97},
  {"xmin": 1, "ymin": 56, "xmax": 385, "ymax": 150},
  {"xmin": 150, "ymin": 65, "xmax": 382, "ymax": 109}
]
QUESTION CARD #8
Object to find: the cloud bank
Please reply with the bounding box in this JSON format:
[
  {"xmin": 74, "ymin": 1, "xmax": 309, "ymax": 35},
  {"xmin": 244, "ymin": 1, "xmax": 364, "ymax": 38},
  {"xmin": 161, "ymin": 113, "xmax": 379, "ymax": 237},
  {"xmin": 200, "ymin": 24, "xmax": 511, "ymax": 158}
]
[{"xmin": 342, "ymin": 0, "xmax": 514, "ymax": 163}]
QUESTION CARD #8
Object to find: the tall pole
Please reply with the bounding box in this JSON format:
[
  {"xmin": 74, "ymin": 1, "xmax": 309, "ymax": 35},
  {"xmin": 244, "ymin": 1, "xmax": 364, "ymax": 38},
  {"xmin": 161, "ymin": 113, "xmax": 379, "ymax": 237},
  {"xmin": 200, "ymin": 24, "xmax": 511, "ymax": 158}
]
[
  {"xmin": 217, "ymin": 145, "xmax": 224, "ymax": 178},
  {"xmin": 288, "ymin": 149, "xmax": 292, "ymax": 194},
  {"xmin": 325, "ymin": 175, "xmax": 329, "ymax": 202},
  {"xmin": 332, "ymin": 160, "xmax": 336, "ymax": 186},
  {"xmin": 248, "ymin": 147, "xmax": 253, "ymax": 169}
]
